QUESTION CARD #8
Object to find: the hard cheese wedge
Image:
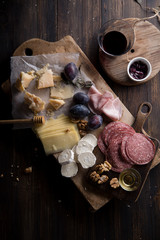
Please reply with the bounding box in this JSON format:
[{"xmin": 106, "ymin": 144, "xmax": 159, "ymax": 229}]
[
  {"xmin": 34, "ymin": 114, "xmax": 80, "ymax": 155},
  {"xmin": 40, "ymin": 130, "xmax": 80, "ymax": 154}
]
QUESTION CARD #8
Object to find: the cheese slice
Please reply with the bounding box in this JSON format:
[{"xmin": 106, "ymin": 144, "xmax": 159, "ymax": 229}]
[
  {"xmin": 50, "ymin": 83, "xmax": 74, "ymax": 99},
  {"xmin": 24, "ymin": 91, "xmax": 45, "ymax": 113},
  {"xmin": 49, "ymin": 99, "xmax": 65, "ymax": 110}
]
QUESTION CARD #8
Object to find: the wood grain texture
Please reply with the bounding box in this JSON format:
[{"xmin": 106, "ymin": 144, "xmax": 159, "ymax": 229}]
[
  {"xmin": 4, "ymin": 35, "xmax": 160, "ymax": 210},
  {"xmin": 99, "ymin": 18, "xmax": 160, "ymax": 86},
  {"xmin": 1, "ymin": 0, "xmax": 160, "ymax": 239}
]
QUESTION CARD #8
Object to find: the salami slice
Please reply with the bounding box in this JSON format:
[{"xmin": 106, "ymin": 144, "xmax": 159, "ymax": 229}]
[
  {"xmin": 107, "ymin": 133, "xmax": 133, "ymax": 172},
  {"xmin": 98, "ymin": 133, "xmax": 108, "ymax": 155},
  {"xmin": 120, "ymin": 134, "xmax": 135, "ymax": 164},
  {"xmin": 125, "ymin": 133, "xmax": 155, "ymax": 165},
  {"xmin": 102, "ymin": 121, "xmax": 135, "ymax": 146}
]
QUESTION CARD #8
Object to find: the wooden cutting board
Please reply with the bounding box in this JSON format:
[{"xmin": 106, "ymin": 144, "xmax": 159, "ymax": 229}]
[
  {"xmin": 99, "ymin": 18, "xmax": 160, "ymax": 86},
  {"xmin": 3, "ymin": 35, "xmax": 160, "ymax": 211}
]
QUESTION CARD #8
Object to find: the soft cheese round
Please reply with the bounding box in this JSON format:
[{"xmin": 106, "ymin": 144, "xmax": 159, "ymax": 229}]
[
  {"xmin": 80, "ymin": 134, "xmax": 97, "ymax": 148},
  {"xmin": 78, "ymin": 152, "xmax": 96, "ymax": 168},
  {"xmin": 58, "ymin": 149, "xmax": 74, "ymax": 165},
  {"xmin": 76, "ymin": 140, "xmax": 94, "ymax": 155},
  {"xmin": 61, "ymin": 162, "xmax": 78, "ymax": 177}
]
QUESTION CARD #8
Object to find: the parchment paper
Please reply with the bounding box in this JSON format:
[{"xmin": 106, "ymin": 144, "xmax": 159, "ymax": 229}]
[{"xmin": 10, "ymin": 53, "xmax": 92, "ymax": 128}]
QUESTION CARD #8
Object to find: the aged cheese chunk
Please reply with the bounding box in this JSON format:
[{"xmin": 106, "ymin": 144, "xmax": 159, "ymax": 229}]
[
  {"xmin": 50, "ymin": 83, "xmax": 74, "ymax": 99},
  {"xmin": 49, "ymin": 98, "xmax": 65, "ymax": 110},
  {"xmin": 36, "ymin": 64, "xmax": 49, "ymax": 76},
  {"xmin": 15, "ymin": 71, "xmax": 35, "ymax": 92},
  {"xmin": 37, "ymin": 69, "xmax": 54, "ymax": 89},
  {"xmin": 24, "ymin": 91, "xmax": 45, "ymax": 113},
  {"xmin": 53, "ymin": 75, "xmax": 62, "ymax": 81}
]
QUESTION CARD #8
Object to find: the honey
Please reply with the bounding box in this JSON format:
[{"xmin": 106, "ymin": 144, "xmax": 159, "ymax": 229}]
[{"xmin": 119, "ymin": 168, "xmax": 141, "ymax": 191}]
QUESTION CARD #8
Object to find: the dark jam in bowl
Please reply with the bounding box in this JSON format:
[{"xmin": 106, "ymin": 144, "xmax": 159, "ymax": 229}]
[
  {"xmin": 103, "ymin": 31, "xmax": 127, "ymax": 55},
  {"xmin": 129, "ymin": 61, "xmax": 148, "ymax": 80}
]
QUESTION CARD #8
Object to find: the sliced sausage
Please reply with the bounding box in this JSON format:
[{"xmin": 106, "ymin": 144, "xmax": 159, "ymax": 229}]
[{"xmin": 125, "ymin": 133, "xmax": 155, "ymax": 165}]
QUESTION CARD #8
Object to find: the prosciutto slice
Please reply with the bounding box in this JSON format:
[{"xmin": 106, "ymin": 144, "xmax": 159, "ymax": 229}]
[
  {"xmin": 88, "ymin": 85, "xmax": 122, "ymax": 121},
  {"xmin": 88, "ymin": 85, "xmax": 102, "ymax": 97},
  {"xmin": 101, "ymin": 97, "xmax": 122, "ymax": 121},
  {"xmin": 98, "ymin": 91, "xmax": 114, "ymax": 109}
]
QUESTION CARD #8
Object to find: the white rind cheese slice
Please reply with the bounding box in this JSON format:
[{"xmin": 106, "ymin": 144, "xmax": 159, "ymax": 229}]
[
  {"xmin": 58, "ymin": 149, "xmax": 74, "ymax": 165},
  {"xmin": 80, "ymin": 134, "xmax": 97, "ymax": 148},
  {"xmin": 61, "ymin": 162, "xmax": 78, "ymax": 177},
  {"xmin": 78, "ymin": 152, "xmax": 96, "ymax": 168},
  {"xmin": 76, "ymin": 140, "xmax": 94, "ymax": 155}
]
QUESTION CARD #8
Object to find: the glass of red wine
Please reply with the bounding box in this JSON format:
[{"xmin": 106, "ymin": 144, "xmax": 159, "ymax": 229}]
[{"xmin": 98, "ymin": 19, "xmax": 135, "ymax": 57}]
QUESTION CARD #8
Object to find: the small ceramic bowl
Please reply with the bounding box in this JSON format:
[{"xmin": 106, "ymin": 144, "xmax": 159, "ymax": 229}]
[{"xmin": 127, "ymin": 57, "xmax": 152, "ymax": 82}]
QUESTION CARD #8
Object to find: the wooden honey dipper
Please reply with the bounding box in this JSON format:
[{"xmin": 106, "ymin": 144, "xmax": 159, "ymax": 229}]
[{"xmin": 0, "ymin": 116, "xmax": 45, "ymax": 125}]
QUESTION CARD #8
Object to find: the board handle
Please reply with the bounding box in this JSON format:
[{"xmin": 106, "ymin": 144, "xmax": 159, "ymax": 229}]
[{"xmin": 133, "ymin": 102, "xmax": 152, "ymax": 133}]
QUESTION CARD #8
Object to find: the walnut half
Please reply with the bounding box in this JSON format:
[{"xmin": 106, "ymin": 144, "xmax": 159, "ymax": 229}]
[
  {"xmin": 110, "ymin": 178, "xmax": 120, "ymax": 189},
  {"xmin": 98, "ymin": 175, "xmax": 109, "ymax": 184},
  {"xmin": 90, "ymin": 171, "xmax": 100, "ymax": 182},
  {"xmin": 95, "ymin": 160, "xmax": 112, "ymax": 174}
]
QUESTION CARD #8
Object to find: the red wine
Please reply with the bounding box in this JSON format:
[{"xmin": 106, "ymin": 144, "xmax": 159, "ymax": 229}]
[{"xmin": 103, "ymin": 31, "xmax": 127, "ymax": 55}]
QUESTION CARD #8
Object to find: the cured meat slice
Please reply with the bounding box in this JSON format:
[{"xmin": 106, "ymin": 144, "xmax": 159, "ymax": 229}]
[
  {"xmin": 125, "ymin": 133, "xmax": 155, "ymax": 165},
  {"xmin": 98, "ymin": 90, "xmax": 114, "ymax": 109},
  {"xmin": 88, "ymin": 85, "xmax": 122, "ymax": 121},
  {"xmin": 101, "ymin": 98, "xmax": 122, "ymax": 121},
  {"xmin": 120, "ymin": 134, "xmax": 135, "ymax": 163},
  {"xmin": 107, "ymin": 130, "xmax": 134, "ymax": 147},
  {"xmin": 102, "ymin": 121, "xmax": 135, "ymax": 146},
  {"xmin": 89, "ymin": 93, "xmax": 102, "ymax": 110},
  {"xmin": 88, "ymin": 85, "xmax": 102, "ymax": 97},
  {"xmin": 107, "ymin": 134, "xmax": 132, "ymax": 172},
  {"xmin": 98, "ymin": 133, "xmax": 108, "ymax": 155}
]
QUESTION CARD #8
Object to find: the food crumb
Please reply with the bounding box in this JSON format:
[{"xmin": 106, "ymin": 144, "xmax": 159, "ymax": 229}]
[
  {"xmin": 24, "ymin": 166, "xmax": 32, "ymax": 174},
  {"xmin": 16, "ymin": 177, "xmax": 20, "ymax": 182}
]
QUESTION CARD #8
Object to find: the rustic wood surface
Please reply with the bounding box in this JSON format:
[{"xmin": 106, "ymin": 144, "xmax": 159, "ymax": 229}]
[
  {"xmin": 9, "ymin": 36, "xmax": 160, "ymax": 210},
  {"xmin": 99, "ymin": 18, "xmax": 160, "ymax": 86},
  {"xmin": 1, "ymin": 0, "xmax": 160, "ymax": 239}
]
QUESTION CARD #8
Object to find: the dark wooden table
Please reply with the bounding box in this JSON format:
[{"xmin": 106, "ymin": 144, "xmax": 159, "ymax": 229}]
[{"xmin": 1, "ymin": 0, "xmax": 160, "ymax": 239}]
